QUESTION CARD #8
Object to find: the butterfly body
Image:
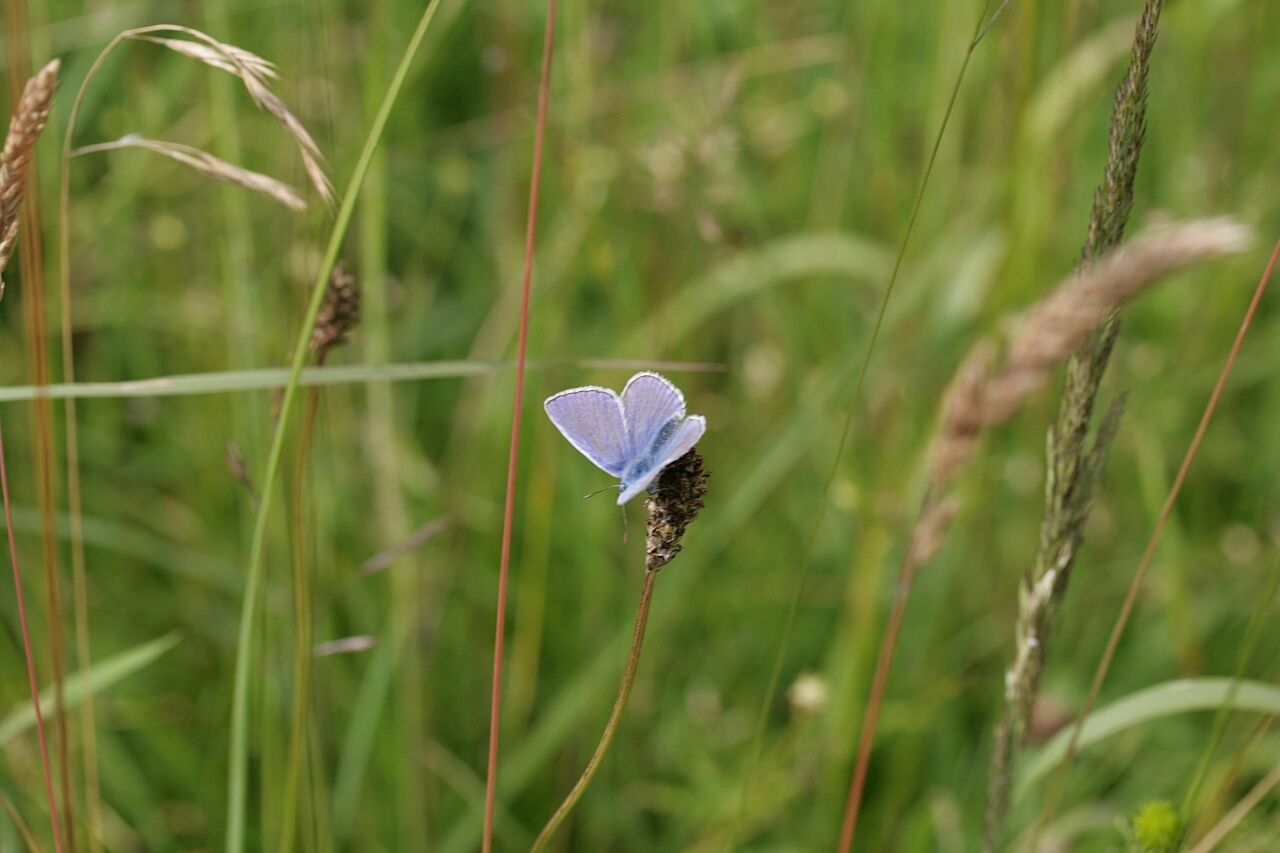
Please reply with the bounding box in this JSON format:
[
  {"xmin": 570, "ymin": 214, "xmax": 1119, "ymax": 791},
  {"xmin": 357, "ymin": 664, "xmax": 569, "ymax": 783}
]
[{"xmin": 544, "ymin": 372, "xmax": 706, "ymax": 505}]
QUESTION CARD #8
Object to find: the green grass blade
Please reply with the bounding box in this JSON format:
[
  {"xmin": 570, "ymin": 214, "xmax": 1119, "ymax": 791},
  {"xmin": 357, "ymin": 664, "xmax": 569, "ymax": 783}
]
[
  {"xmin": 0, "ymin": 633, "xmax": 181, "ymax": 746},
  {"xmin": 624, "ymin": 232, "xmax": 891, "ymax": 351},
  {"xmin": 1017, "ymin": 678, "xmax": 1280, "ymax": 797},
  {"xmin": 223, "ymin": 2, "xmax": 445, "ymax": 850},
  {"xmin": 0, "ymin": 359, "xmax": 719, "ymax": 403}
]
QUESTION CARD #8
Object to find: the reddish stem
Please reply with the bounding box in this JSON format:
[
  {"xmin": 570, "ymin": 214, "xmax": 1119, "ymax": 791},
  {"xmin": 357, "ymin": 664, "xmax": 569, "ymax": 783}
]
[
  {"xmin": 481, "ymin": 2, "xmax": 558, "ymax": 850},
  {"xmin": 0, "ymin": 414, "xmax": 66, "ymax": 853},
  {"xmin": 837, "ymin": 538, "xmax": 919, "ymax": 852},
  {"xmin": 1033, "ymin": 235, "xmax": 1280, "ymax": 846}
]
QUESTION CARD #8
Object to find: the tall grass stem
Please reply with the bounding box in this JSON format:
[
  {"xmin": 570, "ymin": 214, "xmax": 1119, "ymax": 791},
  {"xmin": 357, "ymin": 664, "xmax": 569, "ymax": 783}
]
[
  {"xmin": 0, "ymin": 415, "xmax": 65, "ymax": 853},
  {"xmin": 481, "ymin": 1, "xmax": 557, "ymax": 849},
  {"xmin": 220, "ymin": 2, "xmax": 445, "ymax": 848}
]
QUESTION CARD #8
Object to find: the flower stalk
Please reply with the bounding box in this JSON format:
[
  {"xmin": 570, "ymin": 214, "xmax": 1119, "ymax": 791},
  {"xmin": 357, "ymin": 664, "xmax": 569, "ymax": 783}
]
[{"xmin": 530, "ymin": 450, "xmax": 708, "ymax": 852}]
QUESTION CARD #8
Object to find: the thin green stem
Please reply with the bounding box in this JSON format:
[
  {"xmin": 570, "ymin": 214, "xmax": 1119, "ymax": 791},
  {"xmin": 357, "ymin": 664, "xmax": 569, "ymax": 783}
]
[
  {"xmin": 223, "ymin": 2, "xmax": 444, "ymax": 849},
  {"xmin": 832, "ymin": 6, "xmax": 1010, "ymax": 847},
  {"xmin": 1178, "ymin": 547, "xmax": 1280, "ymax": 836},
  {"xmin": 279, "ymin": 378, "xmax": 322, "ymax": 853},
  {"xmin": 734, "ymin": 1, "xmax": 998, "ymax": 844},
  {"xmin": 529, "ymin": 569, "xmax": 658, "ymax": 853}
]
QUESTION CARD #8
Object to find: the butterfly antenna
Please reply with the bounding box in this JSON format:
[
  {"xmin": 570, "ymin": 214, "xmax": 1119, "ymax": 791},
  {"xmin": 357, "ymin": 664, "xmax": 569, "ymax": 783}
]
[
  {"xmin": 620, "ymin": 502, "xmax": 629, "ymax": 545},
  {"xmin": 583, "ymin": 485, "xmax": 621, "ymax": 500}
]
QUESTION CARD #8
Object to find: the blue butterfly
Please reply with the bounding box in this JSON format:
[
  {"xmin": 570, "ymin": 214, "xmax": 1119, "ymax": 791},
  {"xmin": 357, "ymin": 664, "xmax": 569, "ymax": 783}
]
[{"xmin": 544, "ymin": 372, "xmax": 706, "ymax": 505}]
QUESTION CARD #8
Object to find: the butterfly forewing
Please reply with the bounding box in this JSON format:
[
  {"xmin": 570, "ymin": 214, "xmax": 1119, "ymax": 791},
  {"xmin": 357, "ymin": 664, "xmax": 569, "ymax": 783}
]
[
  {"xmin": 621, "ymin": 372, "xmax": 686, "ymax": 456},
  {"xmin": 544, "ymin": 388, "xmax": 631, "ymax": 478}
]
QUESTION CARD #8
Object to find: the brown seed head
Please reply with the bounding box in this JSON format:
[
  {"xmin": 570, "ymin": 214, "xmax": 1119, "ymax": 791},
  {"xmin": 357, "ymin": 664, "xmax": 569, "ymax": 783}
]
[
  {"xmin": 311, "ymin": 263, "xmax": 361, "ymax": 356},
  {"xmin": 644, "ymin": 449, "xmax": 710, "ymax": 572}
]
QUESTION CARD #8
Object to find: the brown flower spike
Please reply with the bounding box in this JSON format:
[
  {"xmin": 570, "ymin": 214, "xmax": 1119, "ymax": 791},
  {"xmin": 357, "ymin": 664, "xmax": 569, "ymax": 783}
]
[
  {"xmin": 644, "ymin": 448, "xmax": 710, "ymax": 572},
  {"xmin": 311, "ymin": 262, "xmax": 361, "ymax": 357}
]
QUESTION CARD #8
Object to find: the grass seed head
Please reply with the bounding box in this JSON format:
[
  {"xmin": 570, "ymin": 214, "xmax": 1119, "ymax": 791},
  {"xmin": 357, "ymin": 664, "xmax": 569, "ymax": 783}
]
[{"xmin": 644, "ymin": 449, "xmax": 710, "ymax": 572}]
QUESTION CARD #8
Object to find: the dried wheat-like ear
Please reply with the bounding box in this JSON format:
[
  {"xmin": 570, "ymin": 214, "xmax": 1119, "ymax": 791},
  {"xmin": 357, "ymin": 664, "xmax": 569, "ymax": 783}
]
[
  {"xmin": 74, "ymin": 134, "xmax": 306, "ymax": 211},
  {"xmin": 126, "ymin": 26, "xmax": 333, "ymax": 204},
  {"xmin": 925, "ymin": 216, "xmax": 1251, "ymax": 503},
  {"xmin": 0, "ymin": 59, "xmax": 60, "ymax": 290},
  {"xmin": 132, "ymin": 35, "xmax": 278, "ymax": 81}
]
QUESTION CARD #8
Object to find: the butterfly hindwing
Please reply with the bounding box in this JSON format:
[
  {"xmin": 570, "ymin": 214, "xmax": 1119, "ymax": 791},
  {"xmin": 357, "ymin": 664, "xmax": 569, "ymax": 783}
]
[
  {"xmin": 616, "ymin": 415, "xmax": 706, "ymax": 505},
  {"xmin": 654, "ymin": 415, "xmax": 706, "ymax": 471},
  {"xmin": 544, "ymin": 387, "xmax": 630, "ymax": 478},
  {"xmin": 621, "ymin": 372, "xmax": 686, "ymax": 456}
]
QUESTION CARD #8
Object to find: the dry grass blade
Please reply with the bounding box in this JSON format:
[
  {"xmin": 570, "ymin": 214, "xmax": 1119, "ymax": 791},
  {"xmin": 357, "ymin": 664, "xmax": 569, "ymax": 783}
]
[
  {"xmin": 125, "ymin": 26, "xmax": 333, "ymax": 204},
  {"xmin": 72, "ymin": 135, "xmax": 306, "ymax": 211},
  {"xmin": 360, "ymin": 517, "xmax": 449, "ymax": 575},
  {"xmin": 1186, "ymin": 760, "xmax": 1280, "ymax": 853},
  {"xmin": 0, "ymin": 58, "xmax": 59, "ymax": 286},
  {"xmin": 929, "ymin": 216, "xmax": 1251, "ymax": 479}
]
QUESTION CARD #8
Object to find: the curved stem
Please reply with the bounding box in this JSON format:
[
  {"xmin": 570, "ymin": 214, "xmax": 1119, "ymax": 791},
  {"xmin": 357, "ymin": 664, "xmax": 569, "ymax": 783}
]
[
  {"xmin": 530, "ymin": 569, "xmax": 658, "ymax": 853},
  {"xmin": 837, "ymin": 497, "xmax": 928, "ymax": 853}
]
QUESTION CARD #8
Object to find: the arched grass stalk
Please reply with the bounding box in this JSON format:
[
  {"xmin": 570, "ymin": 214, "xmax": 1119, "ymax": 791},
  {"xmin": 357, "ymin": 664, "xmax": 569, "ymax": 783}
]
[
  {"xmin": 215, "ymin": 2, "xmax": 445, "ymax": 849},
  {"xmin": 531, "ymin": 452, "xmax": 709, "ymax": 853}
]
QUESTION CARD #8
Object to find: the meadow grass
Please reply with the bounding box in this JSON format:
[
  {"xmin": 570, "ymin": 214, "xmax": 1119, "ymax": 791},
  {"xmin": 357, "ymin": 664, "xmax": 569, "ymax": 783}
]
[{"xmin": 1, "ymin": 1, "xmax": 1279, "ymax": 850}]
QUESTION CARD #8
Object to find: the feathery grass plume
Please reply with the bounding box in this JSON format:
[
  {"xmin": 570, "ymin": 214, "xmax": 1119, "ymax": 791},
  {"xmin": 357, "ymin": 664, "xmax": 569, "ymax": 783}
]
[
  {"xmin": 71, "ymin": 136, "xmax": 306, "ymax": 211},
  {"xmin": 134, "ymin": 27, "xmax": 333, "ymax": 203},
  {"xmin": 922, "ymin": 218, "xmax": 1248, "ymax": 566},
  {"xmin": 530, "ymin": 450, "xmax": 710, "ymax": 853},
  {"xmin": 985, "ymin": 3, "xmax": 1164, "ymax": 846},
  {"xmin": 840, "ymin": 216, "xmax": 1249, "ymax": 848},
  {"xmin": 0, "ymin": 58, "xmax": 58, "ymax": 291}
]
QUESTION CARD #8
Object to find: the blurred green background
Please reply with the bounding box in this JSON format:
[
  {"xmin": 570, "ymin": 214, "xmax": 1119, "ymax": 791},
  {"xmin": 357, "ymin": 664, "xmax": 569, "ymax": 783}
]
[{"xmin": 2, "ymin": 0, "xmax": 1280, "ymax": 849}]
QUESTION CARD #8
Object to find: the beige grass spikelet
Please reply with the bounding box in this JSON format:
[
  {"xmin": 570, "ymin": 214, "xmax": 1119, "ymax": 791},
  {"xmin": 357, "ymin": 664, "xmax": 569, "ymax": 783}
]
[{"xmin": 0, "ymin": 59, "xmax": 60, "ymax": 289}]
